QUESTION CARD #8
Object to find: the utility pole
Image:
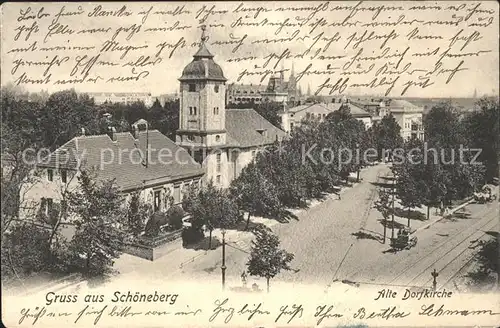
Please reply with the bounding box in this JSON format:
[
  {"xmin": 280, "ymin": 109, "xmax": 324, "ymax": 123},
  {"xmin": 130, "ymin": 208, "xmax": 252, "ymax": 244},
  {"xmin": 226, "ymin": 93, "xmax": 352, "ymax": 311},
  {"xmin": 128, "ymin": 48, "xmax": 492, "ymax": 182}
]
[
  {"xmin": 383, "ymin": 212, "xmax": 387, "ymax": 244},
  {"xmin": 391, "ymin": 177, "xmax": 395, "ymax": 239},
  {"xmin": 431, "ymin": 269, "xmax": 439, "ymax": 291},
  {"xmin": 221, "ymin": 229, "xmax": 226, "ymax": 290}
]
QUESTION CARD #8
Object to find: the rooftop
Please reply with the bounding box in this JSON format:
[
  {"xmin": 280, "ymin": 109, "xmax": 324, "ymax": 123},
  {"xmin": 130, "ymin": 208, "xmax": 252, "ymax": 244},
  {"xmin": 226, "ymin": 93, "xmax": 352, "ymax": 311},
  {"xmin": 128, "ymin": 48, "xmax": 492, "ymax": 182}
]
[
  {"xmin": 38, "ymin": 130, "xmax": 204, "ymax": 191},
  {"xmin": 179, "ymin": 29, "xmax": 226, "ymax": 82},
  {"xmin": 386, "ymin": 99, "xmax": 423, "ymax": 112},
  {"xmin": 226, "ymin": 108, "xmax": 287, "ymax": 148}
]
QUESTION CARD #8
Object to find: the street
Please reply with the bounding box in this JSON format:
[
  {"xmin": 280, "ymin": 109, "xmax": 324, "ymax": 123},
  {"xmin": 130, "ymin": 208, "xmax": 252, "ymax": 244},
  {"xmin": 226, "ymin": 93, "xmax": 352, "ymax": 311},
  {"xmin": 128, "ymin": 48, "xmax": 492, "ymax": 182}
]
[{"xmin": 112, "ymin": 164, "xmax": 498, "ymax": 291}]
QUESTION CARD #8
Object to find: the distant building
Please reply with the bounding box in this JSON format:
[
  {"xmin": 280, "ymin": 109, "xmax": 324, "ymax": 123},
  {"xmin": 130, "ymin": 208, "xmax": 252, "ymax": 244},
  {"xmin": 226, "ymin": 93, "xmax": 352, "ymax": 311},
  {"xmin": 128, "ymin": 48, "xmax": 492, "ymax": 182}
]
[
  {"xmin": 260, "ymin": 63, "xmax": 301, "ymax": 104},
  {"xmin": 86, "ymin": 92, "xmax": 154, "ymax": 107},
  {"xmin": 280, "ymin": 97, "xmax": 373, "ymax": 133},
  {"xmin": 280, "ymin": 103, "xmax": 331, "ymax": 133},
  {"xmin": 384, "ymin": 99, "xmax": 424, "ymax": 140},
  {"xmin": 226, "ymin": 83, "xmax": 267, "ymax": 105},
  {"xmin": 350, "ymin": 98, "xmax": 386, "ymax": 118},
  {"xmin": 156, "ymin": 93, "xmax": 180, "ymax": 106}
]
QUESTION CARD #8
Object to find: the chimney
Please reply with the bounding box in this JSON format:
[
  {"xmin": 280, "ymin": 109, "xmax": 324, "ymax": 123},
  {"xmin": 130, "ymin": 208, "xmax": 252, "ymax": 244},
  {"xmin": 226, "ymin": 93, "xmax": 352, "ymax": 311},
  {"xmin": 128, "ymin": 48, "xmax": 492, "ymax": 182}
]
[{"xmin": 108, "ymin": 126, "xmax": 117, "ymax": 142}]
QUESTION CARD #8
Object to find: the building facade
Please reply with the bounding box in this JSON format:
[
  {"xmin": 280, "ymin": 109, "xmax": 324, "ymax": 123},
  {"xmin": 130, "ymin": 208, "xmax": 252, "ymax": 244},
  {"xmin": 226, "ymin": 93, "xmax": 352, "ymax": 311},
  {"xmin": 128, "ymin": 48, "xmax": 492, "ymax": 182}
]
[
  {"xmin": 384, "ymin": 99, "xmax": 425, "ymax": 140},
  {"xmin": 22, "ymin": 126, "xmax": 204, "ymax": 223},
  {"xmin": 280, "ymin": 98, "xmax": 373, "ymax": 133},
  {"xmin": 176, "ymin": 28, "xmax": 286, "ymax": 188},
  {"xmin": 226, "ymin": 83, "xmax": 267, "ymax": 105},
  {"xmin": 86, "ymin": 92, "xmax": 154, "ymax": 107}
]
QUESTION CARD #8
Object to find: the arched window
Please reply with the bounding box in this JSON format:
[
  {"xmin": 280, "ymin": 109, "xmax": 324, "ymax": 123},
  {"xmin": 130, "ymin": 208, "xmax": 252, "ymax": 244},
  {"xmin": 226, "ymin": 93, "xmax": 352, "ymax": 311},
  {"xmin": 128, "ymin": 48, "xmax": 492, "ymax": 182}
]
[
  {"xmin": 215, "ymin": 135, "xmax": 220, "ymax": 142},
  {"xmin": 214, "ymin": 85, "xmax": 219, "ymax": 93}
]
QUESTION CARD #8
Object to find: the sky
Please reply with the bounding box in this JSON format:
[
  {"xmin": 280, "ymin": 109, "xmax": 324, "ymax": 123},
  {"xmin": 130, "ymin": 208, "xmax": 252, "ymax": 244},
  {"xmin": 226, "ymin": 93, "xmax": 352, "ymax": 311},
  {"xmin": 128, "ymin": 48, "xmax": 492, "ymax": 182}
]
[{"xmin": 1, "ymin": 1, "xmax": 498, "ymax": 98}]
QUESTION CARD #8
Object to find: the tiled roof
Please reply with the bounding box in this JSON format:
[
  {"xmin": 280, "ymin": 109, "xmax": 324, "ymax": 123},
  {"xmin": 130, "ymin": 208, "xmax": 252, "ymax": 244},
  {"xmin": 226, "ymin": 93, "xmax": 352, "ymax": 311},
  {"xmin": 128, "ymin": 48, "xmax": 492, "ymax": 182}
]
[
  {"xmin": 346, "ymin": 103, "xmax": 372, "ymax": 117},
  {"xmin": 38, "ymin": 131, "xmax": 204, "ymax": 191},
  {"xmin": 287, "ymin": 103, "xmax": 330, "ymax": 114},
  {"xmin": 227, "ymin": 84, "xmax": 267, "ymax": 92},
  {"xmin": 193, "ymin": 42, "xmax": 214, "ymax": 58},
  {"xmin": 226, "ymin": 109, "xmax": 287, "ymax": 148},
  {"xmin": 180, "ymin": 42, "xmax": 226, "ymax": 82},
  {"xmin": 387, "ymin": 99, "xmax": 423, "ymax": 112}
]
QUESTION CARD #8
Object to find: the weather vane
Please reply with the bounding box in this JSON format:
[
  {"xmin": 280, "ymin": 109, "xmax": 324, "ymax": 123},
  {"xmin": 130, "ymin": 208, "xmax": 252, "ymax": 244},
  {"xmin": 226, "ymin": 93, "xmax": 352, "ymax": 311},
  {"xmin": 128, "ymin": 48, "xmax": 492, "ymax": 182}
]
[{"xmin": 200, "ymin": 25, "xmax": 208, "ymax": 42}]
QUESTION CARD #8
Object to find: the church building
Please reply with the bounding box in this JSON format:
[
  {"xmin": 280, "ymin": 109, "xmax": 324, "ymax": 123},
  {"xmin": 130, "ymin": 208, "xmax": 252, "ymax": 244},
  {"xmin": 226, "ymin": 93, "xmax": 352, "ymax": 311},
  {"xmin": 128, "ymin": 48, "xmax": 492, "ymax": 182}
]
[{"xmin": 176, "ymin": 27, "xmax": 287, "ymax": 188}]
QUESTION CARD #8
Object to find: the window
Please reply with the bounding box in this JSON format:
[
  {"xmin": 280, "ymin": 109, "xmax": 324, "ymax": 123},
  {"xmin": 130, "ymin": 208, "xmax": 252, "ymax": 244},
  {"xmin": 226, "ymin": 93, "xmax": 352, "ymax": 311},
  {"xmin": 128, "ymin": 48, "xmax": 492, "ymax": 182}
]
[
  {"xmin": 216, "ymin": 175, "xmax": 221, "ymax": 184},
  {"xmin": 214, "ymin": 85, "xmax": 219, "ymax": 93},
  {"xmin": 193, "ymin": 107, "xmax": 197, "ymax": 115},
  {"xmin": 216, "ymin": 153, "xmax": 221, "ymax": 172},
  {"xmin": 214, "ymin": 107, "xmax": 219, "ymax": 115},
  {"xmin": 188, "ymin": 84, "xmax": 196, "ymax": 92},
  {"xmin": 215, "ymin": 135, "xmax": 220, "ymax": 142},
  {"xmin": 187, "ymin": 135, "xmax": 195, "ymax": 142},
  {"xmin": 60, "ymin": 169, "xmax": 67, "ymax": 183},
  {"xmin": 252, "ymin": 150, "xmax": 256, "ymax": 157},
  {"xmin": 290, "ymin": 122, "xmax": 294, "ymax": 130},
  {"xmin": 42, "ymin": 198, "xmax": 53, "ymax": 216},
  {"xmin": 189, "ymin": 106, "xmax": 193, "ymax": 115},
  {"xmin": 154, "ymin": 190, "xmax": 161, "ymax": 212},
  {"xmin": 173, "ymin": 184, "xmax": 181, "ymax": 204},
  {"xmin": 47, "ymin": 169, "xmax": 53, "ymax": 181}
]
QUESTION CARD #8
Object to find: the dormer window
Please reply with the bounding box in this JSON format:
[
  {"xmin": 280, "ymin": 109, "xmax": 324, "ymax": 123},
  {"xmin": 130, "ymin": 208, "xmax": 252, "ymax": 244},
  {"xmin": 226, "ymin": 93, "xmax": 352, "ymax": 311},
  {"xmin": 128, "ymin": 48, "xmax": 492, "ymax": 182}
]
[
  {"xmin": 256, "ymin": 128, "xmax": 267, "ymax": 136},
  {"xmin": 188, "ymin": 84, "xmax": 196, "ymax": 92}
]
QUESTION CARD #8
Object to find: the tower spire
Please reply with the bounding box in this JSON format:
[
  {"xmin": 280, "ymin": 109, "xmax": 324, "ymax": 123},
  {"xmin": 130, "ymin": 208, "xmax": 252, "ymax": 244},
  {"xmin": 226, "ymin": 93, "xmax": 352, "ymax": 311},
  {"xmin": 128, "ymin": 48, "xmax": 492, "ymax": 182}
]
[
  {"xmin": 200, "ymin": 24, "xmax": 208, "ymax": 43},
  {"xmin": 193, "ymin": 25, "xmax": 213, "ymax": 59}
]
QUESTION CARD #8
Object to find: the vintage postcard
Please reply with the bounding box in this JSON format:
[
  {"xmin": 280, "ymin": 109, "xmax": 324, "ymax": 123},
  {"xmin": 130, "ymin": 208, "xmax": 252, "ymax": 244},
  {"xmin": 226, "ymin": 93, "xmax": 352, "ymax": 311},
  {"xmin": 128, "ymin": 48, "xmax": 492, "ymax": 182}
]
[{"xmin": 1, "ymin": 1, "xmax": 499, "ymax": 327}]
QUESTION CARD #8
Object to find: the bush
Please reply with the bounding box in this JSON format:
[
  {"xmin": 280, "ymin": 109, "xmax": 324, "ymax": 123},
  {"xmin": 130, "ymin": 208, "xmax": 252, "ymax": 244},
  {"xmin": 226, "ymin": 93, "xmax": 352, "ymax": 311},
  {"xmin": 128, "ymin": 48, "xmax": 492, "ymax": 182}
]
[
  {"xmin": 166, "ymin": 205, "xmax": 184, "ymax": 230},
  {"xmin": 144, "ymin": 212, "xmax": 168, "ymax": 237},
  {"xmin": 1, "ymin": 223, "xmax": 51, "ymax": 281},
  {"xmin": 181, "ymin": 227, "xmax": 204, "ymax": 246}
]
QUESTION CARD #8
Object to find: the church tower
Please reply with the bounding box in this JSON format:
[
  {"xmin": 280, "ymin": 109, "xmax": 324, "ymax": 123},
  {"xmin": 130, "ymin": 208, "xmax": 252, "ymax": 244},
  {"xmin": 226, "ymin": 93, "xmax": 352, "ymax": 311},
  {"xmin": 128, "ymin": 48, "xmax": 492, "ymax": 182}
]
[{"xmin": 176, "ymin": 26, "xmax": 228, "ymax": 186}]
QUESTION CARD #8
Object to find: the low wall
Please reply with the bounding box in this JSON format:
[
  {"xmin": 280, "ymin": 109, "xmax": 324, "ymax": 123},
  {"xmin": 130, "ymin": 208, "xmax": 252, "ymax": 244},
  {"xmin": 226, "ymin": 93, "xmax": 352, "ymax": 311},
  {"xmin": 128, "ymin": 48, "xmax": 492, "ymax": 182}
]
[{"xmin": 121, "ymin": 230, "xmax": 182, "ymax": 261}]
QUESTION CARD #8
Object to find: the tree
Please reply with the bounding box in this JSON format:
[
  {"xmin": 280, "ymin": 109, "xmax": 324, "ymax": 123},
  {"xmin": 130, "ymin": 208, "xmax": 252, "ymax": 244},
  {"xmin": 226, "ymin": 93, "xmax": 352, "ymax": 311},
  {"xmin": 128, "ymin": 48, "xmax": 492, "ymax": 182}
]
[
  {"xmin": 66, "ymin": 170, "xmax": 126, "ymax": 277},
  {"xmin": 392, "ymin": 138, "xmax": 426, "ymax": 227},
  {"xmin": 372, "ymin": 114, "xmax": 403, "ymax": 160},
  {"xmin": 230, "ymin": 162, "xmax": 283, "ymax": 230},
  {"xmin": 246, "ymin": 226, "xmax": 294, "ymax": 292},
  {"xmin": 255, "ymin": 101, "xmax": 283, "ymax": 128},
  {"xmin": 1, "ymin": 93, "xmax": 43, "ymax": 235},
  {"xmin": 126, "ymin": 191, "xmax": 151, "ymax": 236},
  {"xmin": 1, "ymin": 222, "xmax": 51, "ymax": 283},
  {"xmin": 182, "ymin": 182, "xmax": 241, "ymax": 248},
  {"xmin": 374, "ymin": 188, "xmax": 391, "ymax": 243},
  {"xmin": 40, "ymin": 89, "xmax": 100, "ymax": 150},
  {"xmin": 149, "ymin": 99, "xmax": 179, "ymax": 140},
  {"xmin": 463, "ymin": 97, "xmax": 499, "ymax": 183}
]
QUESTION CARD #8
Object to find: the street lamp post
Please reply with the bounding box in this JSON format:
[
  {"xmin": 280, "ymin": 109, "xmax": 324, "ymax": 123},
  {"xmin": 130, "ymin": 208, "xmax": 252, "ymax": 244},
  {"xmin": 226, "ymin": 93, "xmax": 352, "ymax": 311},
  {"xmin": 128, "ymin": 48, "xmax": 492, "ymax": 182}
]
[
  {"xmin": 221, "ymin": 229, "xmax": 226, "ymax": 290},
  {"xmin": 431, "ymin": 269, "xmax": 439, "ymax": 291}
]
